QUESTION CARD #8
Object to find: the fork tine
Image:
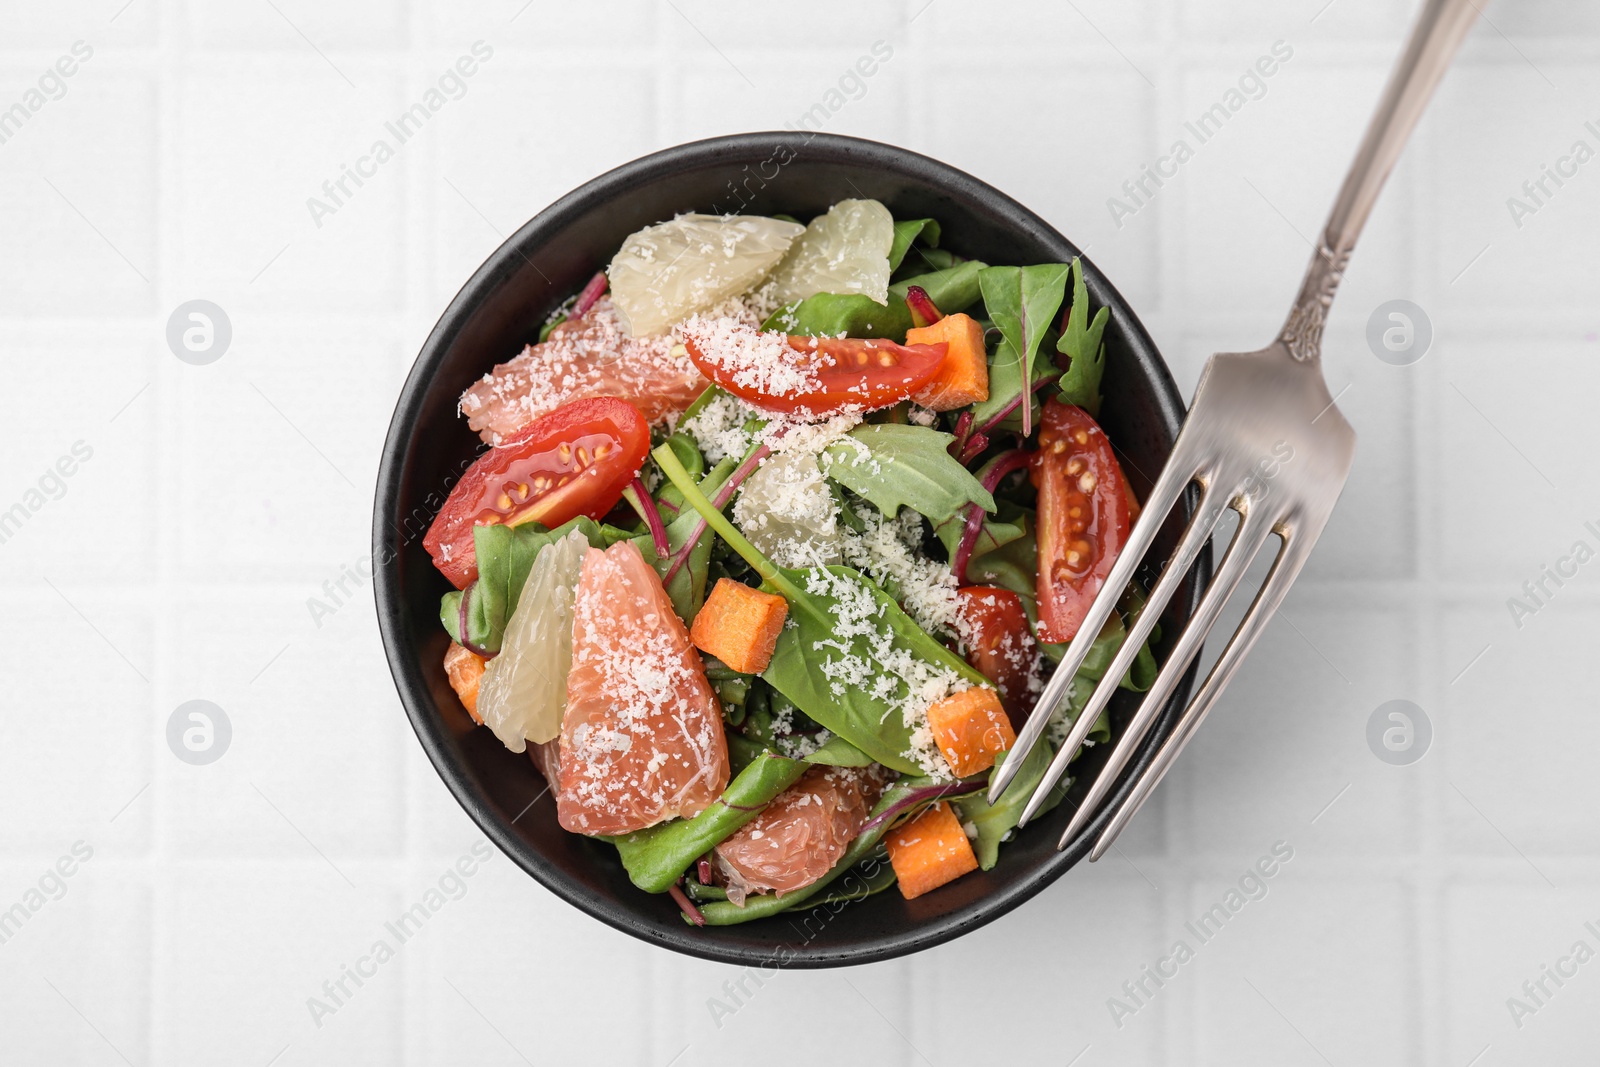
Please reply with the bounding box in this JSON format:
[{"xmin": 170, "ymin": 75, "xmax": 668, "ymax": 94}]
[
  {"xmin": 1009, "ymin": 480, "xmax": 1230, "ymax": 823},
  {"xmin": 987, "ymin": 440, "xmax": 1207, "ymax": 804},
  {"xmin": 1036, "ymin": 498, "xmax": 1280, "ymax": 844},
  {"xmin": 1088, "ymin": 517, "xmax": 1320, "ymax": 860}
]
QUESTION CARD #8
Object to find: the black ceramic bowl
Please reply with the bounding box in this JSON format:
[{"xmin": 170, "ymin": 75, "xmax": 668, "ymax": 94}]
[{"xmin": 375, "ymin": 132, "xmax": 1209, "ymax": 968}]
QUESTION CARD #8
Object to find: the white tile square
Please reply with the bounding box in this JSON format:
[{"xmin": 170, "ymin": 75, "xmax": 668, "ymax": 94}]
[
  {"xmin": 1178, "ymin": 604, "xmax": 1422, "ymax": 857},
  {"xmin": 0, "ymin": 72, "xmax": 157, "ymax": 314},
  {"xmin": 0, "ymin": 869, "xmax": 150, "ymax": 1065},
  {"xmin": 176, "ymin": 63, "xmax": 408, "ymax": 310},
  {"xmin": 1441, "ymin": 603, "xmax": 1600, "ymax": 858},
  {"xmin": 1192, "ymin": 870, "xmax": 1416, "ymax": 1065},
  {"xmin": 165, "ymin": 591, "xmax": 406, "ymax": 861}
]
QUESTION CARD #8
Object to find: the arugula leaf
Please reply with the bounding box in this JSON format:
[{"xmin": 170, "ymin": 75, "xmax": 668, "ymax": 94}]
[
  {"xmin": 820, "ymin": 424, "xmax": 994, "ymax": 524},
  {"xmin": 440, "ymin": 517, "xmax": 621, "ymax": 653},
  {"xmin": 763, "ymin": 260, "xmax": 987, "ymax": 341},
  {"xmin": 968, "ymin": 337, "xmax": 1058, "ymax": 434},
  {"xmin": 802, "ymin": 734, "xmax": 875, "ymax": 767},
  {"xmin": 611, "ymin": 752, "xmax": 807, "ymax": 893},
  {"xmin": 1055, "ymin": 258, "xmax": 1110, "ymax": 416},
  {"xmin": 888, "ymin": 218, "xmax": 941, "ymax": 272},
  {"xmin": 977, "ymin": 264, "xmax": 1071, "ymax": 435},
  {"xmin": 655, "ymin": 443, "xmax": 986, "ymax": 775}
]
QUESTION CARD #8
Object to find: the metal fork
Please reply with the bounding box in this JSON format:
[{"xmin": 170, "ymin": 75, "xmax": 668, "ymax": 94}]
[{"xmin": 990, "ymin": 0, "xmax": 1481, "ymax": 858}]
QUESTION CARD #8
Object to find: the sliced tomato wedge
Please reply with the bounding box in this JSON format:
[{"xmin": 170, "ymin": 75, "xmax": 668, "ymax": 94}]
[
  {"xmin": 1031, "ymin": 398, "xmax": 1131, "ymax": 645},
  {"xmin": 681, "ymin": 326, "xmax": 947, "ymax": 414},
  {"xmin": 956, "ymin": 586, "xmax": 1041, "ymax": 729},
  {"xmin": 423, "ymin": 397, "xmax": 649, "ymax": 589}
]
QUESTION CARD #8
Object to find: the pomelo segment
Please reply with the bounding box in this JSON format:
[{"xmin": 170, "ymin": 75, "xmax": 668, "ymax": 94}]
[
  {"xmin": 607, "ymin": 214, "xmax": 805, "ymax": 338},
  {"xmin": 556, "ymin": 540, "xmax": 729, "ymax": 835},
  {"xmin": 459, "ymin": 298, "xmax": 706, "ymax": 444},
  {"xmin": 713, "ymin": 764, "xmax": 886, "ymax": 905},
  {"xmin": 477, "ymin": 529, "xmax": 588, "ymax": 752},
  {"xmin": 762, "ymin": 199, "xmax": 895, "ymax": 308}
]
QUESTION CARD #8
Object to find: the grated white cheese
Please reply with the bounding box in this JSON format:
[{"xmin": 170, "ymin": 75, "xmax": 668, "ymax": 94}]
[
  {"xmin": 841, "ymin": 508, "xmax": 968, "ymax": 642},
  {"xmin": 681, "ymin": 391, "xmax": 758, "ymax": 465},
  {"xmin": 799, "ymin": 565, "xmax": 968, "ymax": 778},
  {"xmin": 678, "ymin": 315, "xmax": 821, "ymax": 399}
]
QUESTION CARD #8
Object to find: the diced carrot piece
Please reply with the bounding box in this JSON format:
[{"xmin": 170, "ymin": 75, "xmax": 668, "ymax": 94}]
[
  {"xmin": 926, "ymin": 686, "xmax": 1015, "ymax": 777},
  {"xmin": 885, "ymin": 801, "xmax": 979, "ymax": 900},
  {"xmin": 908, "ymin": 313, "xmax": 989, "ymax": 411},
  {"xmin": 443, "ymin": 641, "xmax": 485, "ymax": 723},
  {"xmin": 688, "ymin": 577, "xmax": 789, "ymax": 675}
]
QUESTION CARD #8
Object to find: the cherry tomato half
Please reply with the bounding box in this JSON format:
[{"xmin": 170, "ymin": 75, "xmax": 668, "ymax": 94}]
[
  {"xmin": 682, "ymin": 330, "xmax": 947, "ymax": 415},
  {"xmin": 956, "ymin": 585, "xmax": 1040, "ymax": 730},
  {"xmin": 1030, "ymin": 398, "xmax": 1131, "ymax": 645},
  {"xmin": 423, "ymin": 397, "xmax": 650, "ymax": 589}
]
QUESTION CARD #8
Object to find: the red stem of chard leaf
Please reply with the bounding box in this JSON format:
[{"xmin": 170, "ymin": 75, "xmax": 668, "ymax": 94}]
[
  {"xmin": 630, "ymin": 477, "xmax": 670, "ymax": 559},
  {"xmin": 958, "ymin": 432, "xmax": 989, "ymax": 466},
  {"xmin": 458, "ymin": 587, "xmax": 496, "ymax": 660},
  {"xmin": 859, "ymin": 778, "xmax": 988, "ymax": 836},
  {"xmin": 697, "ymin": 857, "xmax": 713, "ymax": 884},
  {"xmin": 905, "ymin": 285, "xmax": 942, "ymax": 328},
  {"xmin": 974, "ymin": 372, "xmax": 1058, "ymax": 439},
  {"xmin": 572, "ymin": 271, "xmax": 608, "ymax": 317},
  {"xmin": 947, "ymin": 411, "xmax": 973, "ymax": 457},
  {"xmin": 952, "ymin": 448, "xmax": 1034, "ymax": 584},
  {"xmin": 669, "ymin": 881, "xmax": 706, "ymax": 926},
  {"xmin": 662, "ymin": 444, "xmax": 771, "ymax": 583}
]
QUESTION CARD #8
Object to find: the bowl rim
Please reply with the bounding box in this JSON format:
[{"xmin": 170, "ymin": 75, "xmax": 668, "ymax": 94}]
[{"xmin": 374, "ymin": 131, "xmax": 1209, "ymax": 968}]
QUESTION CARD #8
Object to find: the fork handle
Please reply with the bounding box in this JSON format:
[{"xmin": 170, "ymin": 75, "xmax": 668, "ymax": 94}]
[{"xmin": 1280, "ymin": 0, "xmax": 1479, "ymax": 361}]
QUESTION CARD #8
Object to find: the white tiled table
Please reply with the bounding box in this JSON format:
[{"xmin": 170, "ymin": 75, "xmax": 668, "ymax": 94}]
[{"xmin": 2, "ymin": 1, "xmax": 1596, "ymax": 1063}]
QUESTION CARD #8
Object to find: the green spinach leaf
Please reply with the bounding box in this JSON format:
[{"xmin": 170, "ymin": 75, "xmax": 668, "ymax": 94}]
[
  {"xmin": 888, "ymin": 218, "xmax": 941, "ymax": 272},
  {"xmin": 968, "ymin": 337, "xmax": 1058, "ymax": 434},
  {"xmin": 763, "ymin": 260, "xmax": 986, "ymax": 341},
  {"xmin": 802, "ymin": 734, "xmax": 876, "ymax": 767},
  {"xmin": 612, "ymin": 752, "xmax": 807, "ymax": 893},
  {"xmin": 820, "ymin": 424, "xmax": 994, "ymax": 524}
]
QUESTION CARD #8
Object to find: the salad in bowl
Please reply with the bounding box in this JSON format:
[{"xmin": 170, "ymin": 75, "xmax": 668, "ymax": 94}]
[{"xmin": 418, "ymin": 196, "xmax": 1161, "ymax": 927}]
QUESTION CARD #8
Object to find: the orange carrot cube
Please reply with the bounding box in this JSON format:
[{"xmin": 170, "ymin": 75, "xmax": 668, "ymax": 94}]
[
  {"xmin": 689, "ymin": 578, "xmax": 789, "ymax": 675},
  {"xmin": 926, "ymin": 686, "xmax": 1016, "ymax": 778},
  {"xmin": 885, "ymin": 801, "xmax": 979, "ymax": 900},
  {"xmin": 444, "ymin": 641, "xmax": 485, "ymax": 723},
  {"xmin": 908, "ymin": 313, "xmax": 989, "ymax": 411}
]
